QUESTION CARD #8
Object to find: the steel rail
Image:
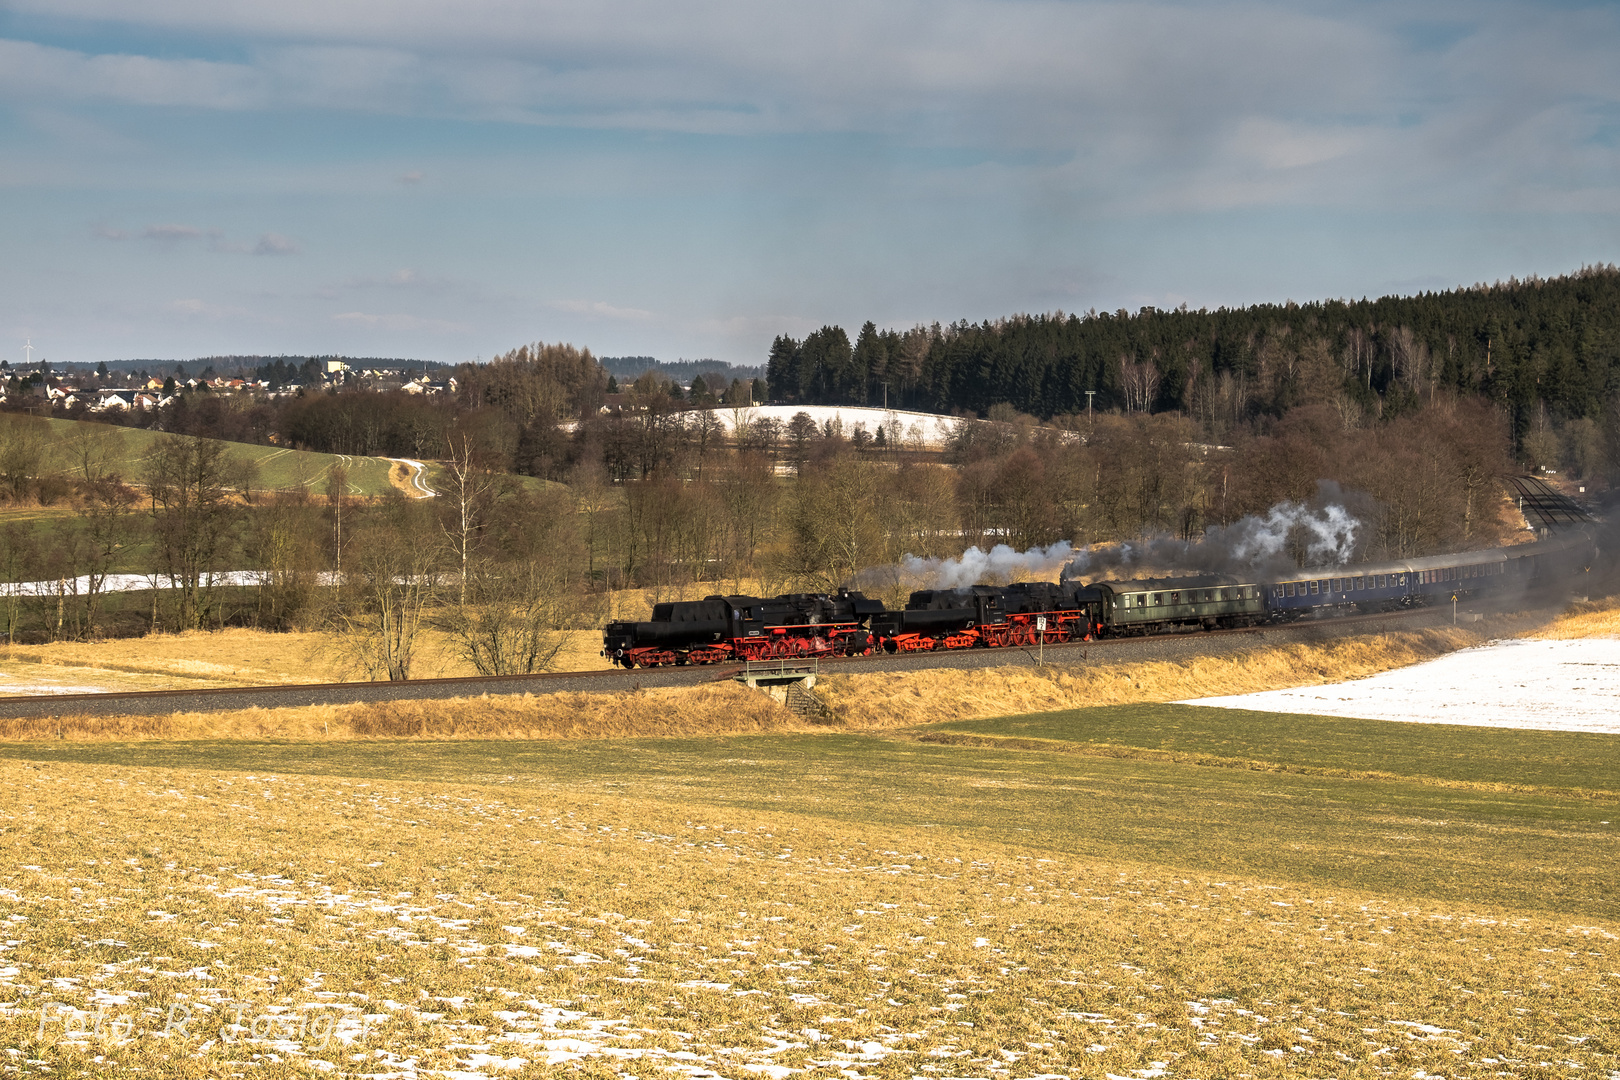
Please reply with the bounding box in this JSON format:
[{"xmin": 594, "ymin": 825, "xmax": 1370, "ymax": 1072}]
[{"xmin": 1504, "ymin": 475, "xmax": 1591, "ymax": 530}]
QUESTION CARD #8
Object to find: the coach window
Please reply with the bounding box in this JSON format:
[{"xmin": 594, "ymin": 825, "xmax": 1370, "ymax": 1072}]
[{"xmin": 1170, "ymin": 591, "xmax": 1180, "ymax": 604}]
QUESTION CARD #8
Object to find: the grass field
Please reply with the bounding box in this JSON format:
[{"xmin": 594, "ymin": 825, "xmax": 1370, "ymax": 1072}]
[
  {"xmin": 0, "ymin": 602, "xmax": 1615, "ymax": 1076},
  {"xmin": 0, "ymin": 626, "xmax": 617, "ymax": 695},
  {"xmin": 925, "ymin": 702, "xmax": 1620, "ymax": 795},
  {"xmin": 1, "ymin": 711, "xmax": 1616, "ymax": 1077},
  {"xmin": 31, "ymin": 416, "xmax": 404, "ymax": 496}
]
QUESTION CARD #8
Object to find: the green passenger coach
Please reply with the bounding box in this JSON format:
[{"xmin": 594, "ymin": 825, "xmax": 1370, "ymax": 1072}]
[{"xmin": 1090, "ymin": 575, "xmax": 1268, "ymax": 635}]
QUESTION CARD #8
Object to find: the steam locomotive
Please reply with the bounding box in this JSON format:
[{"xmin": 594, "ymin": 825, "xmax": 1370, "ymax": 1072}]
[{"xmin": 601, "ymin": 530, "xmax": 1596, "ymax": 668}]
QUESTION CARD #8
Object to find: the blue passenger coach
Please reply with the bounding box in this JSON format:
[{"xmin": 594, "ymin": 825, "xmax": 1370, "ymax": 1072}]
[{"xmin": 1266, "ymin": 533, "xmax": 1585, "ymax": 617}]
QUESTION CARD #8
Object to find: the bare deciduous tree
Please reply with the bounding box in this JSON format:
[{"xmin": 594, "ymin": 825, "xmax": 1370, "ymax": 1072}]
[
  {"xmin": 340, "ymin": 497, "xmax": 440, "ymax": 680},
  {"xmin": 144, "ymin": 435, "xmax": 254, "ymax": 631},
  {"xmin": 0, "ymin": 416, "xmax": 47, "ymax": 503}
]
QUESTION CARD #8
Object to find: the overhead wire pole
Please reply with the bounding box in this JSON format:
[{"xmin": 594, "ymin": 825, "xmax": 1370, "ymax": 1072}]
[{"xmin": 1085, "ymin": 390, "xmax": 1096, "ymax": 426}]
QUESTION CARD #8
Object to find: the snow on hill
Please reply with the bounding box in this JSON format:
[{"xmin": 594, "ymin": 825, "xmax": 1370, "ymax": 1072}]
[{"xmin": 691, "ymin": 405, "xmax": 963, "ymax": 449}]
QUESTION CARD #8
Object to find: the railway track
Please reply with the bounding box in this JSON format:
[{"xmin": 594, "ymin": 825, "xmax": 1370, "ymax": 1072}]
[
  {"xmin": 1505, "ymin": 474, "xmax": 1592, "ymax": 530},
  {"xmin": 0, "ymin": 603, "xmax": 1476, "ymax": 721}
]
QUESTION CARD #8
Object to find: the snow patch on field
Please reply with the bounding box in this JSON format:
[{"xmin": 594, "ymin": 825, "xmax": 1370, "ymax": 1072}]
[{"xmin": 1182, "ymin": 636, "xmax": 1620, "ymax": 732}]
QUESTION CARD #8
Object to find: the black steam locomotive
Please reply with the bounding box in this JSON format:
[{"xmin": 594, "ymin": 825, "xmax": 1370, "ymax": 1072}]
[{"xmin": 601, "ymin": 529, "xmax": 1595, "ymax": 668}]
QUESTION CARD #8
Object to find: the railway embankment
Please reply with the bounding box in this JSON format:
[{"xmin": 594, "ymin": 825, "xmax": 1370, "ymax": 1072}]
[{"xmin": 2, "ymin": 595, "xmax": 1606, "ymax": 741}]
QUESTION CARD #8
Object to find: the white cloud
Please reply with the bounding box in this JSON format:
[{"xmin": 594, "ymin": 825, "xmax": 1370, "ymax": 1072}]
[
  {"xmin": 1229, "ymin": 118, "xmax": 1369, "ymax": 172},
  {"xmin": 143, "ymin": 223, "xmax": 204, "ymax": 241},
  {"xmin": 331, "ymin": 310, "xmax": 468, "ymax": 333},
  {"xmin": 0, "ymin": 38, "xmax": 265, "ymax": 110},
  {"xmin": 253, "ymin": 232, "xmax": 299, "ymax": 255},
  {"xmin": 554, "ymin": 299, "xmax": 654, "ymax": 322},
  {"xmin": 167, "ymin": 297, "xmax": 253, "ymax": 318},
  {"xmin": 4, "ymin": 1, "xmax": 1618, "ymax": 212}
]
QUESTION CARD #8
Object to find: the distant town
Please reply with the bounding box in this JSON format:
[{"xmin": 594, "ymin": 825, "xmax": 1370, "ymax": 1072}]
[{"xmin": 1, "ymin": 356, "xmax": 457, "ymax": 415}]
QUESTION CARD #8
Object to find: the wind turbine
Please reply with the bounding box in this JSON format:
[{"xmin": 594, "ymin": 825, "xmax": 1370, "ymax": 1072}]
[{"xmin": 23, "ymin": 340, "xmax": 33, "ymax": 368}]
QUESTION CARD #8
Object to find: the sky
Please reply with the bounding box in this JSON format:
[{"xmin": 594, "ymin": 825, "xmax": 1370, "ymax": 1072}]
[{"xmin": 2, "ymin": 1, "xmax": 1619, "ymax": 369}]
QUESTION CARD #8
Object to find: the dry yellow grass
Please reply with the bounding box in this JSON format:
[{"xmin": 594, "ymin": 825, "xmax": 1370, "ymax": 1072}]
[
  {"xmin": 1, "ymin": 751, "xmax": 1614, "ymax": 1078},
  {"xmin": 0, "ymin": 626, "xmax": 618, "ymax": 692},
  {"xmin": 2, "ymin": 628, "xmax": 352, "ymax": 687},
  {"xmin": 0, "ymin": 580, "xmax": 787, "ymax": 693},
  {"xmin": 1533, "ymin": 594, "xmax": 1620, "ymax": 639},
  {"xmin": 0, "ymin": 680, "xmax": 804, "ymax": 742},
  {"xmin": 816, "ymin": 626, "xmax": 1484, "ymax": 728}
]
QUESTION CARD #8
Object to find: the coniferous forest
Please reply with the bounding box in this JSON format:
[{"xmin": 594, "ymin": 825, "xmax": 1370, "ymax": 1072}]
[{"xmin": 766, "ymin": 266, "xmax": 1620, "ymax": 453}]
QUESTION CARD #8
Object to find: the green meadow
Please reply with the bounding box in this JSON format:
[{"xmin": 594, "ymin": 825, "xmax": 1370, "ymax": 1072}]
[{"xmin": 33, "ymin": 416, "xmax": 403, "ymax": 495}]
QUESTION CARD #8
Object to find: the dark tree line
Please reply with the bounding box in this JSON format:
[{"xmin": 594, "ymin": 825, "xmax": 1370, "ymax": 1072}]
[{"xmin": 765, "ymin": 266, "xmax": 1620, "ymax": 459}]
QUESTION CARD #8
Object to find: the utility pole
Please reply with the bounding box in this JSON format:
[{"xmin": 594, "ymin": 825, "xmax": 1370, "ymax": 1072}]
[{"xmin": 1085, "ymin": 390, "xmax": 1096, "ymax": 426}]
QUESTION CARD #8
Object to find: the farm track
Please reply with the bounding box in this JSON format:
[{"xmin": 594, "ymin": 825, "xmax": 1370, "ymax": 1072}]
[{"xmin": 0, "ymin": 602, "xmax": 1543, "ymax": 720}]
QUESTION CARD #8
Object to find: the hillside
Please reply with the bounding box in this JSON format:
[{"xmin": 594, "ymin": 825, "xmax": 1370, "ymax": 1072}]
[{"xmin": 33, "ymin": 417, "xmax": 404, "ymax": 496}]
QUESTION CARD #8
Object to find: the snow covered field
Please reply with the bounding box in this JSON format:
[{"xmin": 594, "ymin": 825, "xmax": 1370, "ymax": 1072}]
[
  {"xmin": 687, "ymin": 405, "xmax": 963, "ymax": 448},
  {"xmin": 1183, "ymin": 636, "xmax": 1620, "ymax": 733}
]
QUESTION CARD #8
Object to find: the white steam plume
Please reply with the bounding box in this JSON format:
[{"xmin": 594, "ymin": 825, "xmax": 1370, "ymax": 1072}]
[
  {"xmin": 1060, "ymin": 482, "xmax": 1371, "ymax": 582},
  {"xmin": 850, "ymin": 483, "xmax": 1375, "ymax": 593},
  {"xmin": 896, "ymin": 541, "xmax": 1074, "ymax": 591}
]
